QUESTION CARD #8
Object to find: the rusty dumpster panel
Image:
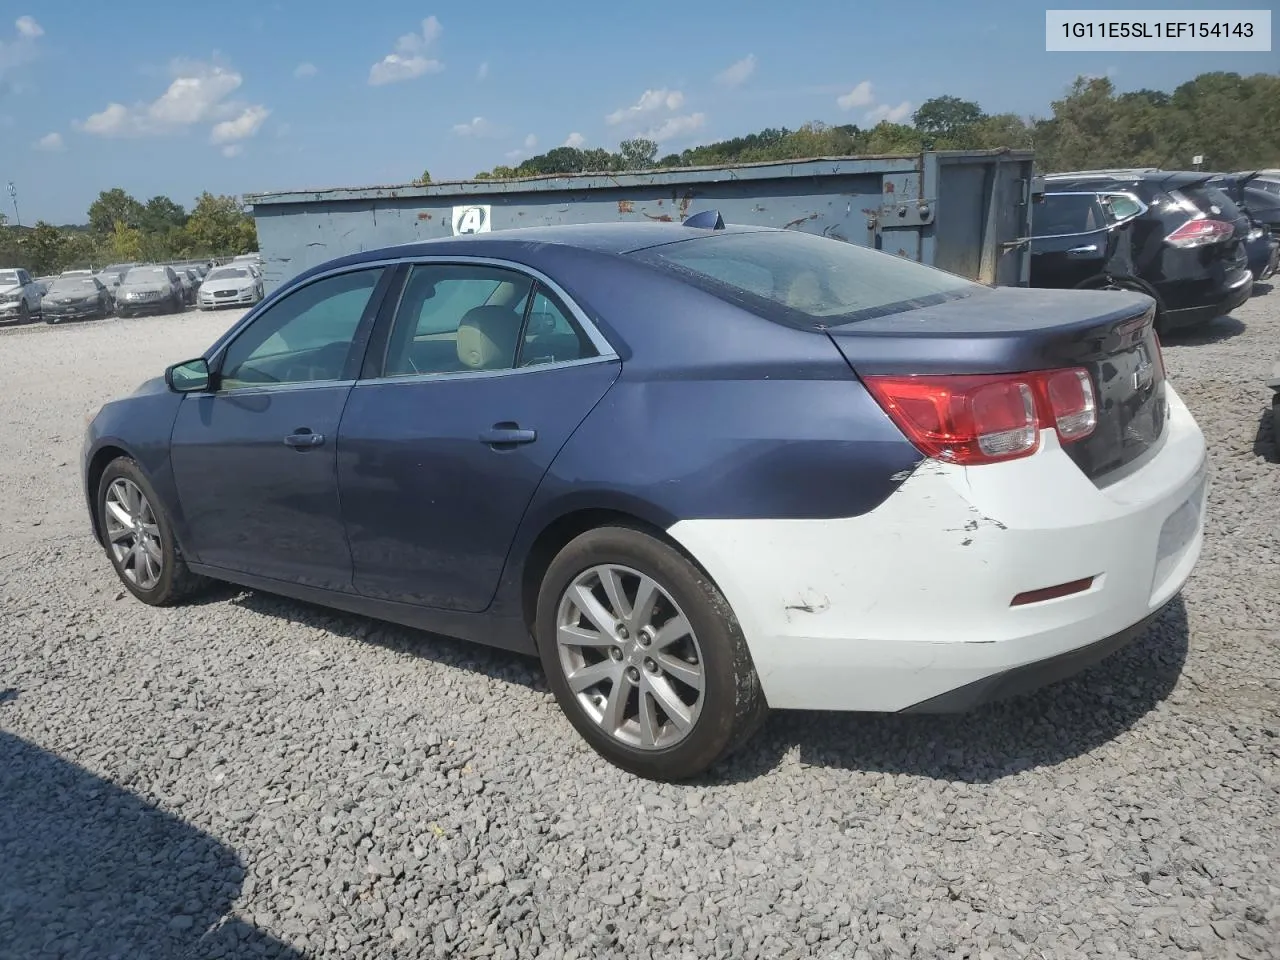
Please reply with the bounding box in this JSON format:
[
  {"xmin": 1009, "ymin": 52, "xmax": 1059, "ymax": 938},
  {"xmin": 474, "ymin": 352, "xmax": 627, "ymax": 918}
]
[{"xmin": 246, "ymin": 151, "xmax": 1036, "ymax": 293}]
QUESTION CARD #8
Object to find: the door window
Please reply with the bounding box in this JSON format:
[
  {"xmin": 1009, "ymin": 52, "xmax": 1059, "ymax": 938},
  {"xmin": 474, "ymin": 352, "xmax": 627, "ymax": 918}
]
[
  {"xmin": 218, "ymin": 267, "xmax": 385, "ymax": 390},
  {"xmin": 382, "ymin": 265, "xmax": 534, "ymax": 376},
  {"xmin": 1102, "ymin": 194, "xmax": 1144, "ymax": 222},
  {"xmin": 516, "ymin": 288, "xmax": 598, "ymax": 367},
  {"xmin": 1033, "ymin": 194, "xmax": 1107, "ymax": 237}
]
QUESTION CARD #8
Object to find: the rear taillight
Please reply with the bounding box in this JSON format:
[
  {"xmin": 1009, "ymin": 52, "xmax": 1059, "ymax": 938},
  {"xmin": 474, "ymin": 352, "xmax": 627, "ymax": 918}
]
[
  {"xmin": 864, "ymin": 368, "xmax": 1097, "ymax": 466},
  {"xmin": 1164, "ymin": 218, "xmax": 1234, "ymax": 248}
]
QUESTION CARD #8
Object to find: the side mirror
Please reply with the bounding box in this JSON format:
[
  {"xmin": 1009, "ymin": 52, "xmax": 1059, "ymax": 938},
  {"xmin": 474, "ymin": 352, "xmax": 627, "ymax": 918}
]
[{"xmin": 165, "ymin": 357, "xmax": 212, "ymax": 393}]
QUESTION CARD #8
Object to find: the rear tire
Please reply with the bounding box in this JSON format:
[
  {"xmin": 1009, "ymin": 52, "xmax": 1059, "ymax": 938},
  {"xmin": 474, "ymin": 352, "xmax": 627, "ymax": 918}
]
[
  {"xmin": 535, "ymin": 525, "xmax": 768, "ymax": 781},
  {"xmin": 97, "ymin": 457, "xmax": 209, "ymax": 606},
  {"xmin": 17, "ymin": 301, "xmax": 29, "ymax": 324}
]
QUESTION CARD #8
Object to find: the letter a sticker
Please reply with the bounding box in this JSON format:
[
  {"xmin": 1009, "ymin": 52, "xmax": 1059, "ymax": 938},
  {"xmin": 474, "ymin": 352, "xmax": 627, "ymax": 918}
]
[{"xmin": 452, "ymin": 205, "xmax": 492, "ymax": 235}]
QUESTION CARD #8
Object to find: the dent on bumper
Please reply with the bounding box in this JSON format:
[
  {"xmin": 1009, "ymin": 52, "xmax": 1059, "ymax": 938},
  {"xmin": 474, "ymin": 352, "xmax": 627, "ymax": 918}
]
[{"xmin": 666, "ymin": 384, "xmax": 1208, "ymax": 713}]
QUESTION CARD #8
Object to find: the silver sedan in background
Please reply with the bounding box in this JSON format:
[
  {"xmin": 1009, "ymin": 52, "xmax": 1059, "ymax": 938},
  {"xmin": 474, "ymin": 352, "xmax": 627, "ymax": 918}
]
[{"xmin": 197, "ymin": 265, "xmax": 264, "ymax": 310}]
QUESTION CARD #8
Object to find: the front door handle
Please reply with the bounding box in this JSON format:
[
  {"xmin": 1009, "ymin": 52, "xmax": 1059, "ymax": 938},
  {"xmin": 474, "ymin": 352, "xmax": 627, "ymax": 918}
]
[
  {"xmin": 479, "ymin": 423, "xmax": 537, "ymax": 447},
  {"xmin": 1066, "ymin": 244, "xmax": 1099, "ymax": 257},
  {"xmin": 284, "ymin": 430, "xmax": 325, "ymax": 449}
]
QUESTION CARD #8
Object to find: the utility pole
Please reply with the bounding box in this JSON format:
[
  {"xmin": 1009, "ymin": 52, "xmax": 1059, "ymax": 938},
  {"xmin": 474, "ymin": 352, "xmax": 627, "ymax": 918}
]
[{"xmin": 7, "ymin": 182, "xmax": 19, "ymax": 227}]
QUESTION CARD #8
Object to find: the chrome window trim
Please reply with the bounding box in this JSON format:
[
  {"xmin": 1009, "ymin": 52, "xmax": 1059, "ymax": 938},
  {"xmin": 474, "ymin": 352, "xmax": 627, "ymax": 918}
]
[
  {"xmin": 1032, "ymin": 189, "xmax": 1147, "ymax": 239},
  {"xmin": 357, "ymin": 355, "xmax": 618, "ymax": 390}
]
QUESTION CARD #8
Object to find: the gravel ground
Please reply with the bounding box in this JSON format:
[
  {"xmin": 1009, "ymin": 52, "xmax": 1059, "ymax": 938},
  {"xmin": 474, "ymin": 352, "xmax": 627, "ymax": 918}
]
[{"xmin": 1, "ymin": 293, "xmax": 1278, "ymax": 960}]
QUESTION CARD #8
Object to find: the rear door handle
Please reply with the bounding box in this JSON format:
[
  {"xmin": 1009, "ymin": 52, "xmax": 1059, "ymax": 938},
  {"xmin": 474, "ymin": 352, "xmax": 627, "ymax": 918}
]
[
  {"xmin": 1066, "ymin": 244, "xmax": 1099, "ymax": 257},
  {"xmin": 284, "ymin": 430, "xmax": 325, "ymax": 449},
  {"xmin": 479, "ymin": 424, "xmax": 537, "ymax": 447}
]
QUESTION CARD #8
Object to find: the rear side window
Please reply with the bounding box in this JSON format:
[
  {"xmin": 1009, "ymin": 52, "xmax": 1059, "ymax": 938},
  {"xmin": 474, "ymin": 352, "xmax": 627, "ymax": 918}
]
[
  {"xmin": 1033, "ymin": 193, "xmax": 1107, "ymax": 237},
  {"xmin": 630, "ymin": 230, "xmax": 978, "ymax": 328}
]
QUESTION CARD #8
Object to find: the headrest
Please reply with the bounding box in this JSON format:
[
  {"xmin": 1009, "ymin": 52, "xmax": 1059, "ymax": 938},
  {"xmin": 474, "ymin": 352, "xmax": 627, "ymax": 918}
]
[{"xmin": 457, "ymin": 306, "xmax": 521, "ymax": 370}]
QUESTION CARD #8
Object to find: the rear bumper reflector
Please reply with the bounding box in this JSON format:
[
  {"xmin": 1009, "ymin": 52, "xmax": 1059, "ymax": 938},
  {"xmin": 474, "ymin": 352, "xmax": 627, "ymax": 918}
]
[{"xmin": 1010, "ymin": 576, "xmax": 1095, "ymax": 607}]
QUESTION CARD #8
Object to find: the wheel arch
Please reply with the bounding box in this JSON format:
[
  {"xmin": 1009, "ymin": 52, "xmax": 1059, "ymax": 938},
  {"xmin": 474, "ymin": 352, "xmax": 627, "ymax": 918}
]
[
  {"xmin": 85, "ymin": 443, "xmax": 135, "ymax": 546},
  {"xmin": 1072, "ymin": 272, "xmax": 1166, "ymax": 312},
  {"xmin": 516, "ymin": 503, "xmax": 725, "ymax": 635}
]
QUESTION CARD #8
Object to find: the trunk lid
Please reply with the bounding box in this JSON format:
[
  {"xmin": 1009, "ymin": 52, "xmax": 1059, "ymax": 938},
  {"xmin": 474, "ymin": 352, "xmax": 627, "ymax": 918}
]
[{"xmin": 825, "ymin": 286, "xmax": 1166, "ymax": 483}]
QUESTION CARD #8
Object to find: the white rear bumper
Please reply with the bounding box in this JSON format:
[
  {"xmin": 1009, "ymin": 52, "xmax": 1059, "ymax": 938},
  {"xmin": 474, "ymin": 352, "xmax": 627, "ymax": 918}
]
[{"xmin": 667, "ymin": 383, "xmax": 1208, "ymax": 712}]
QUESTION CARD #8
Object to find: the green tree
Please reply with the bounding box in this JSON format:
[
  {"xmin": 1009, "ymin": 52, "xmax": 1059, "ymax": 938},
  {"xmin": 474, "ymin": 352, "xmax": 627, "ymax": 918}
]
[
  {"xmin": 184, "ymin": 193, "xmax": 257, "ymax": 255},
  {"xmin": 87, "ymin": 188, "xmax": 145, "ymax": 235},
  {"xmin": 414, "ymin": 169, "xmax": 432, "ymax": 185},
  {"xmin": 139, "ymin": 195, "xmax": 187, "ymax": 234},
  {"xmin": 26, "ymin": 222, "xmax": 66, "ymax": 275},
  {"xmin": 109, "ymin": 220, "xmax": 144, "ymax": 262},
  {"xmin": 618, "ymin": 138, "xmax": 658, "ymax": 170},
  {"xmin": 912, "ymin": 96, "xmax": 987, "ymax": 146}
]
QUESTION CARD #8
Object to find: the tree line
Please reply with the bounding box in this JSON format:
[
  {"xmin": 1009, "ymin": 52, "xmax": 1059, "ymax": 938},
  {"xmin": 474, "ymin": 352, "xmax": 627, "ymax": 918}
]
[
  {"xmin": 1, "ymin": 188, "xmax": 258, "ymax": 276},
  {"xmin": 470, "ymin": 71, "xmax": 1279, "ymax": 179}
]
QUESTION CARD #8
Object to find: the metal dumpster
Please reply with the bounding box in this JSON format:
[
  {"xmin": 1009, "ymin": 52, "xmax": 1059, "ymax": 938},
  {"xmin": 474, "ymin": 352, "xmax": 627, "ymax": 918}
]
[{"xmin": 246, "ymin": 149, "xmax": 1037, "ymax": 294}]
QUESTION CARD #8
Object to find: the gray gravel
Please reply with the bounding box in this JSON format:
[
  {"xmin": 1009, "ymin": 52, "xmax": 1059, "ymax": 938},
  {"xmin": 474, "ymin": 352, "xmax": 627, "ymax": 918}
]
[{"xmin": 1, "ymin": 292, "xmax": 1278, "ymax": 960}]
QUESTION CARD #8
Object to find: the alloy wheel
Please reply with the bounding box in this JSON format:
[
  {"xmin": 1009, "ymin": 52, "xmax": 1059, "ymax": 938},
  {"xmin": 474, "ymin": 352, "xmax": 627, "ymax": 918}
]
[
  {"xmin": 103, "ymin": 477, "xmax": 163, "ymax": 590},
  {"xmin": 556, "ymin": 564, "xmax": 705, "ymax": 751}
]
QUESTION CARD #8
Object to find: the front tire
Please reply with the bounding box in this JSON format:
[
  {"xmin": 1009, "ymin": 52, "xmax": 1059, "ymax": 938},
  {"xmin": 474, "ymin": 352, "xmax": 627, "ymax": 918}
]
[
  {"xmin": 17, "ymin": 301, "xmax": 29, "ymax": 324},
  {"xmin": 535, "ymin": 526, "xmax": 767, "ymax": 781},
  {"xmin": 97, "ymin": 457, "xmax": 208, "ymax": 606}
]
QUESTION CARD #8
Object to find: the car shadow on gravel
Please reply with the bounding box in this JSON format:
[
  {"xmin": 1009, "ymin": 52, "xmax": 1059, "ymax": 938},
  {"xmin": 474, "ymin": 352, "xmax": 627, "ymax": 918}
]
[
  {"xmin": 1161, "ymin": 314, "xmax": 1246, "ymax": 346},
  {"xmin": 713, "ymin": 595, "xmax": 1191, "ymax": 784},
  {"xmin": 0, "ymin": 724, "xmax": 303, "ymax": 959},
  {"xmin": 1253, "ymin": 404, "xmax": 1279, "ymax": 463},
  {"xmin": 228, "ymin": 591, "xmax": 544, "ymax": 691}
]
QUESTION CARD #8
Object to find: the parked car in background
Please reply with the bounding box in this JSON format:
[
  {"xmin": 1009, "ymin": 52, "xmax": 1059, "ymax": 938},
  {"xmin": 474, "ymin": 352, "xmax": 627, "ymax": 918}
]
[
  {"xmin": 82, "ymin": 221, "xmax": 1208, "ymax": 780},
  {"xmin": 95, "ymin": 263, "xmax": 137, "ymax": 305},
  {"xmin": 1234, "ymin": 172, "xmax": 1280, "ymax": 237},
  {"xmin": 197, "ymin": 265, "xmax": 264, "ymax": 309},
  {"xmin": 42, "ymin": 274, "xmax": 114, "ymax": 324},
  {"xmin": 169, "ymin": 267, "xmax": 195, "ymax": 306},
  {"xmin": 1031, "ymin": 170, "xmax": 1253, "ymax": 332},
  {"xmin": 1211, "ymin": 173, "xmax": 1280, "ymax": 280},
  {"xmin": 0, "ymin": 267, "xmax": 43, "ymax": 323},
  {"xmin": 115, "ymin": 265, "xmax": 185, "ymax": 317}
]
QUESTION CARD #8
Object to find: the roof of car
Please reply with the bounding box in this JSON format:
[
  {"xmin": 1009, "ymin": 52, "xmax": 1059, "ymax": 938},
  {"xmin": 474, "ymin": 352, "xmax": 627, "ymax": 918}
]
[
  {"xmin": 358, "ymin": 221, "xmax": 774, "ymax": 262},
  {"xmin": 1045, "ymin": 169, "xmax": 1222, "ymax": 190}
]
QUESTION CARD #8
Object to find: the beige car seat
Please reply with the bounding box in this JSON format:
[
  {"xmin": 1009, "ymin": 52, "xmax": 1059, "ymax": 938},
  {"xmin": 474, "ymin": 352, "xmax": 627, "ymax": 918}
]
[{"xmin": 456, "ymin": 305, "xmax": 522, "ymax": 370}]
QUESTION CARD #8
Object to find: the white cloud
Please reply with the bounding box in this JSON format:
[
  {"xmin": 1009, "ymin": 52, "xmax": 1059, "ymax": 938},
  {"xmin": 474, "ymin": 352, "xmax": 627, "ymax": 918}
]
[
  {"xmin": 477, "ymin": 61, "xmax": 489, "ymax": 81},
  {"xmin": 645, "ymin": 112, "xmax": 706, "ymax": 143},
  {"xmin": 0, "ymin": 15, "xmax": 43, "ymax": 79},
  {"xmin": 294, "ymin": 62, "xmax": 317, "ymax": 79},
  {"xmin": 867, "ymin": 100, "xmax": 913, "ymax": 124},
  {"xmin": 370, "ymin": 16, "xmax": 444, "ymax": 86},
  {"xmin": 715, "ymin": 54, "xmax": 756, "ymax": 88},
  {"xmin": 523, "ymin": 133, "xmax": 537, "ymax": 150},
  {"xmin": 606, "ymin": 88, "xmax": 684, "ymax": 125},
  {"xmin": 451, "ymin": 116, "xmax": 495, "ymax": 137},
  {"xmin": 837, "ymin": 81, "xmax": 874, "ymax": 110},
  {"xmin": 564, "ymin": 132, "xmax": 585, "ymax": 148},
  {"xmin": 33, "ymin": 131, "xmax": 63, "ymax": 151},
  {"xmin": 211, "ymin": 104, "xmax": 270, "ymax": 143},
  {"xmin": 221, "ymin": 144, "xmax": 243, "ymax": 158},
  {"xmin": 77, "ymin": 61, "xmax": 248, "ymax": 137}
]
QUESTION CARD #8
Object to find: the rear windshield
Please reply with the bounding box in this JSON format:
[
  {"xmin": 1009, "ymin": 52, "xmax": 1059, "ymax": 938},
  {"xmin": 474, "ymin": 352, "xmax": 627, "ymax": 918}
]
[
  {"xmin": 1177, "ymin": 184, "xmax": 1245, "ymax": 222},
  {"xmin": 630, "ymin": 230, "xmax": 980, "ymax": 327}
]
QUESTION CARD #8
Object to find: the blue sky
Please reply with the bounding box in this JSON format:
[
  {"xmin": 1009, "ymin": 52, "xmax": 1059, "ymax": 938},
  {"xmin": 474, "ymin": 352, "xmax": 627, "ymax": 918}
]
[{"xmin": 1, "ymin": 0, "xmax": 1272, "ymax": 224}]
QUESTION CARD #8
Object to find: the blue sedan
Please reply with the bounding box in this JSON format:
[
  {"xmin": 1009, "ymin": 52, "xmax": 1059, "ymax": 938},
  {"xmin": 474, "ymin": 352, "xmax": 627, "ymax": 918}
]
[{"xmin": 83, "ymin": 219, "xmax": 1208, "ymax": 780}]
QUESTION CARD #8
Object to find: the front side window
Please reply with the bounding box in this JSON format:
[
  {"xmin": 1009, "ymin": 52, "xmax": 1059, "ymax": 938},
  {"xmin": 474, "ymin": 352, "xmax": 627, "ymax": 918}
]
[
  {"xmin": 382, "ymin": 265, "xmax": 534, "ymax": 376},
  {"xmin": 218, "ymin": 268, "xmax": 385, "ymax": 390}
]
